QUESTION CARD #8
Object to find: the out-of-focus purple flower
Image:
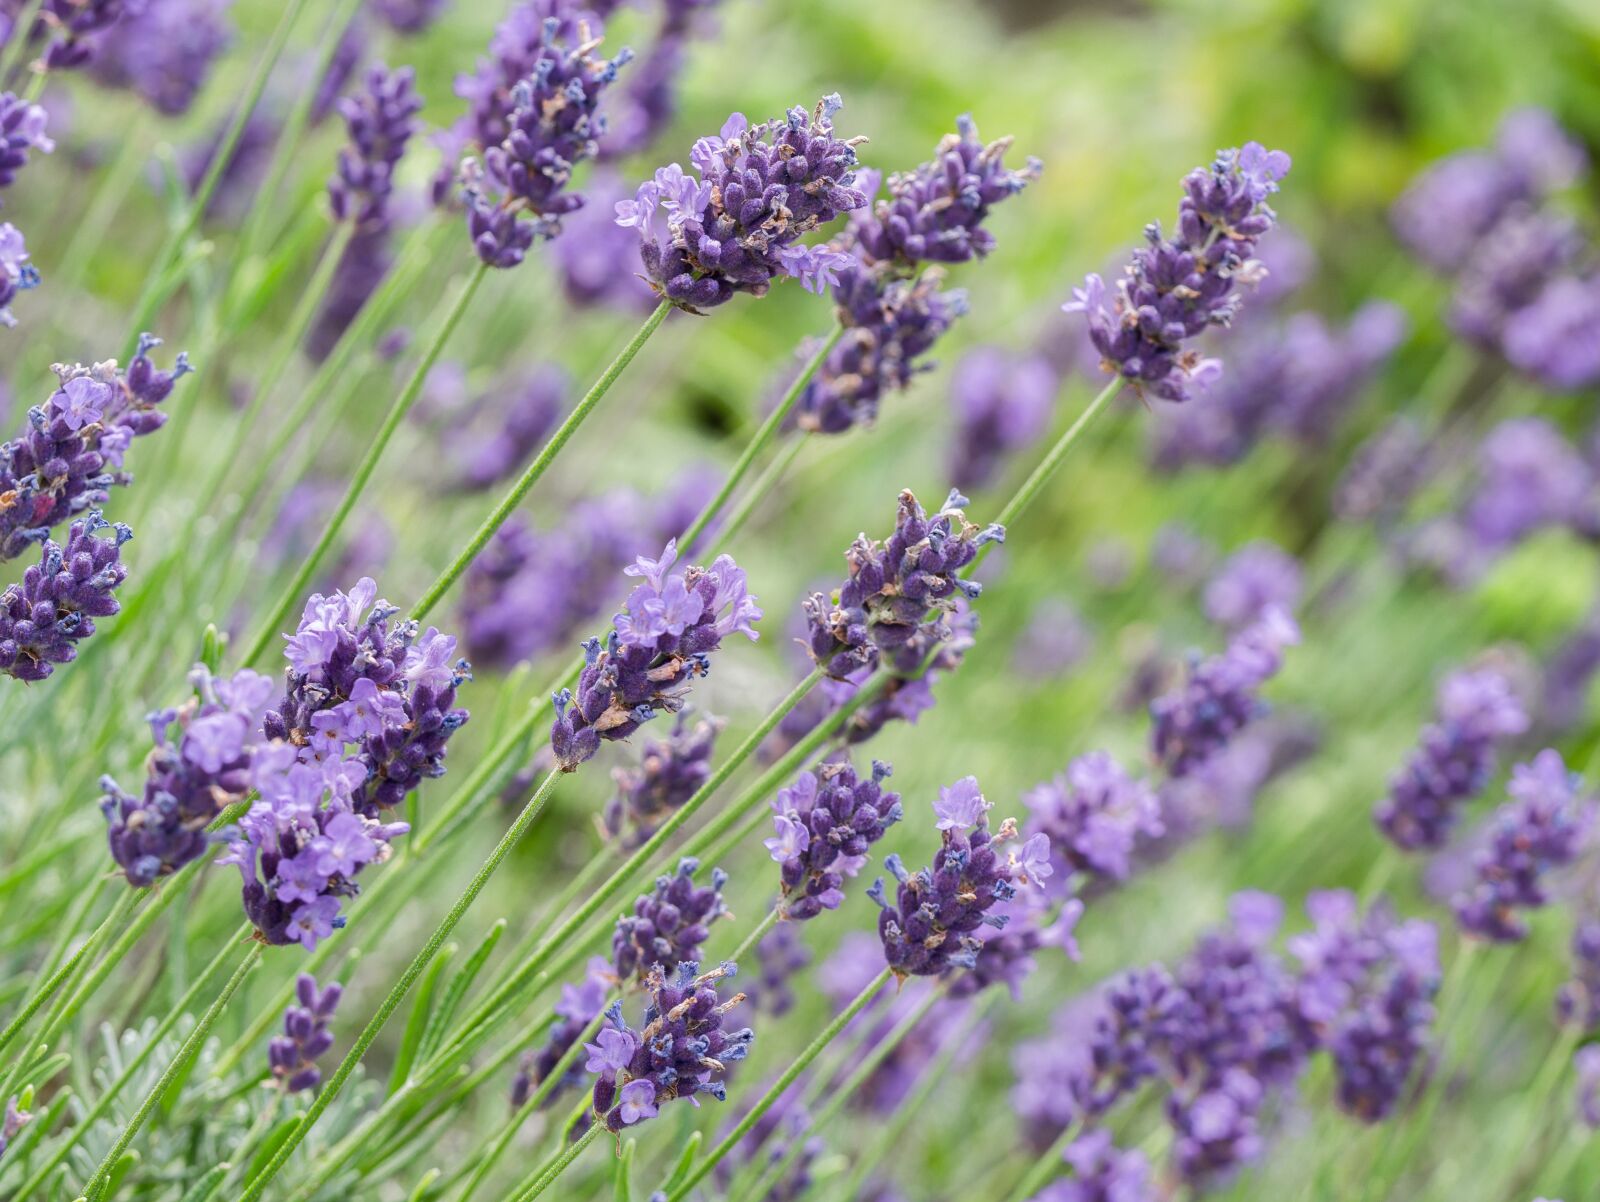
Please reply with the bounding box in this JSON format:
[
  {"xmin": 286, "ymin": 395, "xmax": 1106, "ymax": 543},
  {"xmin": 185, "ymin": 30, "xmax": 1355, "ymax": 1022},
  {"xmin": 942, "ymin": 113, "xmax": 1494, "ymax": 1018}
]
[
  {"xmin": 604, "ymin": 711, "xmax": 719, "ymax": 848},
  {"xmin": 768, "ymin": 759, "xmax": 901, "ymax": 920},
  {"xmin": 586, "ymin": 961, "xmax": 751, "ymax": 1132},
  {"xmin": 1150, "ymin": 607, "xmax": 1299, "ymax": 779},
  {"xmin": 1502, "ymin": 275, "xmax": 1600, "ymax": 391},
  {"xmin": 1576, "ymin": 1045, "xmax": 1600, "ymax": 1129},
  {"xmin": 1454, "ymin": 750, "xmax": 1592, "ymax": 941},
  {"xmin": 1558, "ymin": 917, "xmax": 1600, "ymax": 1030},
  {"xmin": 372, "ymin": 0, "xmax": 448, "ymax": 33},
  {"xmin": 611, "ymin": 857, "xmax": 727, "ymax": 984},
  {"xmin": 617, "ymin": 96, "xmax": 866, "ymax": 310},
  {"xmin": 309, "ymin": 19, "xmax": 364, "ymax": 127},
  {"xmin": 88, "ymin": 0, "xmax": 233, "ymax": 116},
  {"xmin": 550, "ymin": 542, "xmax": 760, "ymax": 770},
  {"xmin": 1375, "ymin": 665, "xmax": 1529, "ymax": 851},
  {"xmin": 1024, "ymin": 751, "xmax": 1161, "ymax": 886},
  {"xmin": 1065, "ymin": 142, "xmax": 1290, "ymax": 403},
  {"xmin": 1461, "ymin": 418, "xmax": 1594, "ymax": 553},
  {"xmin": 14, "ymin": 0, "xmax": 142, "ymax": 71},
  {"xmin": 1013, "ymin": 597, "xmax": 1093, "ymax": 679},
  {"xmin": 1164, "ymin": 1066, "xmax": 1264, "ymax": 1184},
  {"xmin": 101, "ymin": 664, "xmax": 273, "ymax": 885},
  {"xmin": 803, "ymin": 489, "xmax": 1000, "ymax": 680},
  {"xmin": 745, "ymin": 922, "xmax": 810, "ymax": 1017},
  {"xmin": 450, "ymin": 364, "xmax": 567, "ymax": 491},
  {"xmin": 0, "ymin": 221, "xmax": 39, "ymax": 327},
  {"xmin": 1335, "ymin": 417, "xmax": 1434, "ymax": 525},
  {"xmin": 512, "ymin": 955, "xmax": 610, "ymax": 1109},
  {"xmin": 713, "ymin": 1085, "xmax": 823, "ymax": 1202},
  {"xmin": 1204, "ymin": 541, "xmax": 1302, "ymax": 631},
  {"xmin": 1150, "ymin": 715, "xmax": 1319, "ymax": 851},
  {"xmin": 1028, "ymin": 1129, "xmax": 1155, "ymax": 1202},
  {"xmin": 548, "ymin": 172, "xmax": 656, "ymax": 312},
  {"xmin": 0, "ymin": 512, "xmax": 131, "ymax": 682},
  {"xmin": 1541, "ymin": 605, "xmax": 1600, "ymax": 735},
  {"xmin": 0, "ymin": 92, "xmax": 54, "ymax": 192},
  {"xmin": 267, "ymin": 973, "xmax": 342, "ymax": 1092},
  {"xmin": 328, "ymin": 64, "xmax": 421, "ymax": 231},
  {"xmin": 946, "ymin": 345, "xmax": 1056, "ymax": 491},
  {"xmin": 1449, "ymin": 208, "xmax": 1583, "ymax": 350},
  {"xmin": 949, "ymin": 887, "xmax": 1082, "ymax": 1001},
  {"xmin": 1150, "ymin": 523, "xmax": 1217, "ymax": 591},
  {"xmin": 182, "ymin": 102, "xmax": 278, "ymax": 222}
]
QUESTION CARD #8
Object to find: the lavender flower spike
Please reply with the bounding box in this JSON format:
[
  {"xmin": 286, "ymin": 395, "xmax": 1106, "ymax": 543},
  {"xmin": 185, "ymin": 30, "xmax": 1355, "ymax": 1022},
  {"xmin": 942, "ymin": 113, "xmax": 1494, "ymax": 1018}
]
[
  {"xmin": 1065, "ymin": 143, "xmax": 1291, "ymax": 403},
  {"xmin": 550, "ymin": 541, "xmax": 761, "ymax": 771},
  {"xmin": 611, "ymin": 857, "xmax": 728, "ymax": 984},
  {"xmin": 0, "ymin": 222, "xmax": 38, "ymax": 328},
  {"xmin": 604, "ymin": 711, "xmax": 721, "ymax": 847},
  {"xmin": 1023, "ymin": 750, "xmax": 1162, "ymax": 885},
  {"xmin": 268, "ymin": 973, "xmax": 343, "ymax": 1092},
  {"xmin": 767, "ymin": 759, "xmax": 902, "ymax": 920},
  {"xmin": 329, "ymin": 64, "xmax": 423, "ymax": 231},
  {"xmin": 616, "ymin": 96, "xmax": 868, "ymax": 311},
  {"xmin": 513, "ymin": 956, "xmax": 611, "ymax": 1108},
  {"xmin": 0, "ymin": 92, "xmax": 54, "ymax": 194},
  {"xmin": 0, "ymin": 512, "xmax": 132, "ymax": 682}
]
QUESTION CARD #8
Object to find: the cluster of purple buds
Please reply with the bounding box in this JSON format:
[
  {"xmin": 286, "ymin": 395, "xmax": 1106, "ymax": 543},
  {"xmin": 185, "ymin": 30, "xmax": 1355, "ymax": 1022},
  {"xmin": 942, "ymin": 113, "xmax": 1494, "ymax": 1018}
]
[
  {"xmin": 1031, "ymin": 1129, "xmax": 1155, "ymax": 1202},
  {"xmin": 0, "ymin": 1096, "xmax": 30, "ymax": 1159},
  {"xmin": 550, "ymin": 540, "xmax": 760, "ymax": 771},
  {"xmin": 0, "ymin": 92, "xmax": 53, "ymax": 193},
  {"xmin": 268, "ymin": 973, "xmax": 343, "ymax": 1093},
  {"xmin": 450, "ymin": 364, "xmax": 567, "ymax": 492},
  {"xmin": 586, "ymin": 960, "xmax": 752, "ymax": 1132},
  {"xmin": 101, "ymin": 665, "xmax": 275, "ymax": 886},
  {"xmin": 328, "ymin": 64, "xmax": 422, "ymax": 232},
  {"xmin": 1022, "ymin": 750, "xmax": 1163, "ymax": 886},
  {"xmin": 949, "ymin": 887, "xmax": 1081, "ymax": 1000},
  {"xmin": 1454, "ymin": 750, "xmax": 1592, "ymax": 941},
  {"xmin": 547, "ymin": 172, "xmax": 657, "ymax": 311},
  {"xmin": 765, "ymin": 759, "xmax": 902, "ymax": 920},
  {"xmin": 1374, "ymin": 665, "xmax": 1528, "ymax": 851},
  {"xmin": 1557, "ymin": 917, "xmax": 1600, "ymax": 1030},
  {"xmin": 615, "ymin": 96, "xmax": 867, "ymax": 311},
  {"xmin": 0, "ymin": 512, "xmax": 131, "ymax": 682},
  {"xmin": 1077, "ymin": 965, "xmax": 1190, "ymax": 1118},
  {"xmin": 0, "ymin": 338, "xmax": 191, "ymax": 559},
  {"xmin": 746, "ymin": 921, "xmax": 810, "ymax": 1016},
  {"xmin": 267, "ymin": 577, "xmax": 472, "ymax": 816},
  {"xmin": 88, "ymin": 0, "xmax": 234, "ymax": 117},
  {"xmin": 15, "ymin": 0, "xmax": 141, "ymax": 71},
  {"xmin": 611, "ymin": 857, "xmax": 727, "ymax": 984},
  {"xmin": 1203, "ymin": 541, "xmax": 1303, "ymax": 631},
  {"xmin": 604, "ymin": 712, "xmax": 720, "ymax": 848},
  {"xmin": 1334, "ymin": 418, "xmax": 1434, "ymax": 526},
  {"xmin": 456, "ymin": 13, "xmax": 632, "ymax": 268},
  {"xmin": 869, "ymin": 777, "xmax": 1052, "ymax": 978},
  {"xmin": 1065, "ymin": 143, "xmax": 1291, "ymax": 403},
  {"xmin": 1502, "ymin": 274, "xmax": 1600, "ymax": 391},
  {"xmin": 1459, "ymin": 418, "xmax": 1596, "ymax": 558},
  {"xmin": 372, "ymin": 0, "xmax": 449, "ymax": 34},
  {"xmin": 512, "ymin": 957, "xmax": 610, "ymax": 1109},
  {"xmin": 1149, "ymin": 607, "xmax": 1299, "ymax": 779},
  {"xmin": 946, "ymin": 345, "xmax": 1056, "ymax": 491},
  {"xmin": 0, "ymin": 222, "xmax": 37, "ymax": 328},
  {"xmin": 803, "ymin": 489, "xmax": 1001, "ymax": 681}
]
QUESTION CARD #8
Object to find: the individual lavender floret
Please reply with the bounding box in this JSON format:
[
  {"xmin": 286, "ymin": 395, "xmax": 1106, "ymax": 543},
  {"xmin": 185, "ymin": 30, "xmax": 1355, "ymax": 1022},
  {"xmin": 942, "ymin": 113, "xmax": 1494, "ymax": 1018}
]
[
  {"xmin": 1502, "ymin": 275, "xmax": 1600, "ymax": 392},
  {"xmin": 101, "ymin": 665, "xmax": 274, "ymax": 886},
  {"xmin": 453, "ymin": 14, "xmax": 632, "ymax": 267},
  {"xmin": 0, "ymin": 92, "xmax": 53, "ymax": 193},
  {"xmin": 1374, "ymin": 665, "xmax": 1529, "ymax": 852},
  {"xmin": 586, "ymin": 960, "xmax": 752, "ymax": 1132},
  {"xmin": 1029, "ymin": 1129, "xmax": 1155, "ymax": 1202},
  {"xmin": 792, "ymin": 265, "xmax": 969, "ymax": 434},
  {"xmin": 1203, "ymin": 541, "xmax": 1302, "ymax": 631},
  {"xmin": 611, "ymin": 857, "xmax": 727, "ymax": 984},
  {"xmin": 268, "ymin": 973, "xmax": 343, "ymax": 1092},
  {"xmin": 513, "ymin": 956, "xmax": 610, "ymax": 1108},
  {"xmin": 615, "ymin": 96, "xmax": 867, "ymax": 311},
  {"xmin": 549, "ymin": 171, "xmax": 656, "ymax": 311},
  {"xmin": 549, "ymin": 541, "xmax": 760, "ymax": 771},
  {"xmin": 1557, "ymin": 917, "xmax": 1600, "ymax": 1030},
  {"xmin": 451, "ymin": 364, "xmax": 567, "ymax": 491},
  {"xmin": 1576, "ymin": 1045, "xmax": 1600, "ymax": 1129},
  {"xmin": 1454, "ymin": 750, "xmax": 1592, "ymax": 941},
  {"xmin": 0, "ymin": 222, "xmax": 38, "ymax": 328},
  {"xmin": 946, "ymin": 346, "xmax": 1056, "ymax": 492},
  {"xmin": 846, "ymin": 115, "xmax": 1040, "ymax": 269},
  {"xmin": 220, "ymin": 741, "xmax": 409, "ymax": 948},
  {"xmin": 1461, "ymin": 418, "xmax": 1594, "ymax": 554},
  {"xmin": 745, "ymin": 922, "xmax": 810, "ymax": 1017},
  {"xmin": 1065, "ymin": 143, "xmax": 1291, "ymax": 403},
  {"xmin": 1023, "ymin": 750, "xmax": 1162, "ymax": 886},
  {"xmin": 869, "ymin": 776, "xmax": 1052, "ymax": 978},
  {"xmin": 87, "ymin": 0, "xmax": 233, "ymax": 116},
  {"xmin": 765, "ymin": 759, "xmax": 902, "ymax": 920},
  {"xmin": 604, "ymin": 712, "xmax": 720, "ymax": 847},
  {"xmin": 1324, "ymin": 916, "xmax": 1439, "ymax": 1121},
  {"xmin": 328, "ymin": 64, "xmax": 422, "ymax": 231},
  {"xmin": 803, "ymin": 489, "xmax": 1001, "ymax": 680},
  {"xmin": 372, "ymin": 0, "xmax": 449, "ymax": 33},
  {"xmin": 0, "ymin": 337, "xmax": 192, "ymax": 558},
  {"xmin": 1149, "ymin": 607, "xmax": 1299, "ymax": 779},
  {"xmin": 714, "ymin": 1088, "xmax": 823, "ymax": 1202},
  {"xmin": 0, "ymin": 512, "xmax": 131, "ymax": 682}
]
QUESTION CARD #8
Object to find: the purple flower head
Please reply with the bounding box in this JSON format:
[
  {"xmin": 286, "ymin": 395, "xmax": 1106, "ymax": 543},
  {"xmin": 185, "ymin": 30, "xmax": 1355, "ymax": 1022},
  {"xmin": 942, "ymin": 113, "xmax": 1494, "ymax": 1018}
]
[
  {"xmin": 0, "ymin": 338, "xmax": 191, "ymax": 558},
  {"xmin": 587, "ymin": 960, "xmax": 752, "ymax": 1132},
  {"xmin": 1065, "ymin": 142, "xmax": 1290, "ymax": 403},
  {"xmin": 1502, "ymin": 275, "xmax": 1600, "ymax": 392},
  {"xmin": 0, "ymin": 92, "xmax": 53, "ymax": 193},
  {"xmin": 328, "ymin": 64, "xmax": 423, "ymax": 232},
  {"xmin": 450, "ymin": 363, "xmax": 568, "ymax": 492},
  {"xmin": 550, "ymin": 546, "xmax": 760, "ymax": 771},
  {"xmin": 1454, "ymin": 750, "xmax": 1592, "ymax": 941},
  {"xmin": 617, "ymin": 96, "xmax": 868, "ymax": 311},
  {"xmin": 1030, "ymin": 1129, "xmax": 1155, "ymax": 1202},
  {"xmin": 1375, "ymin": 665, "xmax": 1528, "ymax": 852},
  {"xmin": 611, "ymin": 857, "xmax": 728, "ymax": 984},
  {"xmin": 604, "ymin": 711, "xmax": 720, "ymax": 848},
  {"xmin": 769, "ymin": 759, "xmax": 901, "ymax": 921},
  {"xmin": 1164, "ymin": 1066, "xmax": 1264, "ymax": 1185},
  {"xmin": 949, "ymin": 888, "xmax": 1081, "ymax": 1001},
  {"xmin": 947, "ymin": 345, "xmax": 1057, "ymax": 491},
  {"xmin": 1203, "ymin": 541, "xmax": 1302, "ymax": 631},
  {"xmin": 515, "ymin": 955, "xmax": 612, "ymax": 1109},
  {"xmin": 1023, "ymin": 750, "xmax": 1162, "ymax": 885},
  {"xmin": 266, "ymin": 578, "xmax": 471, "ymax": 817},
  {"xmin": 102, "ymin": 664, "xmax": 274, "ymax": 886},
  {"xmin": 19, "ymin": 0, "xmax": 146, "ymax": 71},
  {"xmin": 88, "ymin": 0, "xmax": 233, "ymax": 116},
  {"xmin": 267, "ymin": 973, "xmax": 342, "ymax": 1093},
  {"xmin": 1461, "ymin": 418, "xmax": 1594, "ymax": 554},
  {"xmin": 1559, "ymin": 916, "xmax": 1600, "ymax": 1030},
  {"xmin": 0, "ymin": 512, "xmax": 131, "ymax": 682},
  {"xmin": 804, "ymin": 489, "xmax": 1001, "ymax": 681},
  {"xmin": 0, "ymin": 221, "xmax": 39, "ymax": 328},
  {"xmin": 1150, "ymin": 607, "xmax": 1299, "ymax": 779},
  {"xmin": 1448, "ymin": 207, "xmax": 1582, "ymax": 352},
  {"xmin": 372, "ymin": 0, "xmax": 449, "ymax": 34},
  {"xmin": 1576, "ymin": 1045, "xmax": 1600, "ymax": 1129},
  {"xmin": 1335, "ymin": 418, "xmax": 1434, "ymax": 524}
]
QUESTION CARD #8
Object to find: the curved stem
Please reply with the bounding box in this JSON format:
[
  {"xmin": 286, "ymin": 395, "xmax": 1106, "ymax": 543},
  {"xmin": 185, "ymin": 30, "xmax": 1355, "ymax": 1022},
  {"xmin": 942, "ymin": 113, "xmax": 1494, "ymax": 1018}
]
[
  {"xmin": 408, "ymin": 299, "xmax": 674, "ymax": 622},
  {"xmin": 508, "ymin": 1120, "xmax": 602, "ymax": 1202},
  {"xmin": 240, "ymin": 260, "xmax": 490, "ymax": 667},
  {"xmin": 724, "ymin": 907, "xmax": 780, "ymax": 969}
]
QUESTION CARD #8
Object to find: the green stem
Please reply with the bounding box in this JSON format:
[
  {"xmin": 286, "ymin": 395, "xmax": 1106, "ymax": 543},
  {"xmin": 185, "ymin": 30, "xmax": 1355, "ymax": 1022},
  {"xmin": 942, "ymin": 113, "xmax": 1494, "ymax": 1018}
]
[
  {"xmin": 408, "ymin": 299, "xmax": 674, "ymax": 622},
  {"xmin": 240, "ymin": 260, "xmax": 490, "ymax": 667},
  {"xmin": 119, "ymin": 0, "xmax": 312, "ymax": 358},
  {"xmin": 53, "ymin": 111, "xmax": 154, "ymax": 294},
  {"xmin": 724, "ymin": 907, "xmax": 781, "ymax": 969},
  {"xmin": 1003, "ymin": 1117, "xmax": 1081, "ymax": 1202},
  {"xmin": 713, "ymin": 435, "xmax": 809, "ymax": 549},
  {"xmin": 236, "ymin": 771, "xmax": 565, "ymax": 1202},
  {"xmin": 81, "ymin": 943, "xmax": 262, "ymax": 1202},
  {"xmin": 663, "ymin": 966, "xmax": 892, "ymax": 1201},
  {"xmin": 988, "ymin": 378, "xmax": 1123, "ymax": 537},
  {"xmin": 508, "ymin": 1120, "xmax": 603, "ymax": 1202},
  {"xmin": 0, "ymin": 888, "xmax": 134, "ymax": 1061}
]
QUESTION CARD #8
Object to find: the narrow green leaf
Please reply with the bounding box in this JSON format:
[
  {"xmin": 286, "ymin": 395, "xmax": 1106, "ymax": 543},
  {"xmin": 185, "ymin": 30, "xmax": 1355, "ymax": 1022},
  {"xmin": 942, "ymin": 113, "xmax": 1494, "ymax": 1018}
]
[
  {"xmin": 246, "ymin": 1115, "xmax": 304, "ymax": 1183},
  {"xmin": 177, "ymin": 1163, "xmax": 232, "ymax": 1202},
  {"xmin": 388, "ymin": 944, "xmax": 456, "ymax": 1093},
  {"xmin": 407, "ymin": 1166, "xmax": 443, "ymax": 1202},
  {"xmin": 661, "ymin": 1131, "xmax": 703, "ymax": 1194},
  {"xmin": 417, "ymin": 919, "xmax": 507, "ymax": 1065},
  {"xmin": 102, "ymin": 1150, "xmax": 140, "ymax": 1199},
  {"xmin": 613, "ymin": 1138, "xmax": 635, "ymax": 1202}
]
